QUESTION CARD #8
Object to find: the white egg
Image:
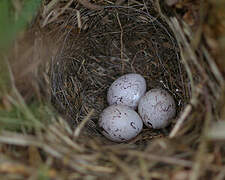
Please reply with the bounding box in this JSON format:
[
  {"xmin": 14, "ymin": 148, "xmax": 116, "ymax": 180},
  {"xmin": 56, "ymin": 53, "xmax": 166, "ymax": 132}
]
[
  {"xmin": 107, "ymin": 73, "xmax": 146, "ymax": 109},
  {"xmin": 98, "ymin": 105, "xmax": 143, "ymax": 142},
  {"xmin": 138, "ymin": 88, "xmax": 176, "ymax": 129}
]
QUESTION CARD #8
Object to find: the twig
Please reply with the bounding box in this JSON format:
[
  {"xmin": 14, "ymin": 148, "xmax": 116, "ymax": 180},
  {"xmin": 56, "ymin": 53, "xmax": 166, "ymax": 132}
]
[
  {"xmin": 73, "ymin": 109, "xmax": 95, "ymax": 137},
  {"xmin": 202, "ymin": 46, "xmax": 225, "ymax": 87},
  {"xmin": 115, "ymin": 0, "xmax": 126, "ymax": 5},
  {"xmin": 169, "ymin": 84, "xmax": 202, "ymax": 138},
  {"xmin": 49, "ymin": 125, "xmax": 84, "ymax": 152},
  {"xmin": 190, "ymin": 88, "xmax": 212, "ymax": 180},
  {"xmin": 42, "ymin": 0, "xmax": 74, "ymax": 27},
  {"xmin": 116, "ymin": 12, "xmax": 124, "ymax": 73},
  {"xmin": 169, "ymin": 104, "xmax": 192, "ymax": 138},
  {"xmin": 76, "ymin": 10, "xmax": 82, "ymax": 31},
  {"xmin": 128, "ymin": 150, "xmax": 193, "ymax": 167},
  {"xmin": 42, "ymin": 0, "xmax": 60, "ymax": 17},
  {"xmin": 0, "ymin": 131, "xmax": 62, "ymax": 158}
]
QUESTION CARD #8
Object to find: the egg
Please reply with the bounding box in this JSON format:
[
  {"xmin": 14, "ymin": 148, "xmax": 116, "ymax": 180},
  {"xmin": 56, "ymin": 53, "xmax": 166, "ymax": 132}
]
[
  {"xmin": 98, "ymin": 105, "xmax": 143, "ymax": 142},
  {"xmin": 138, "ymin": 88, "xmax": 176, "ymax": 129},
  {"xmin": 107, "ymin": 73, "xmax": 146, "ymax": 109}
]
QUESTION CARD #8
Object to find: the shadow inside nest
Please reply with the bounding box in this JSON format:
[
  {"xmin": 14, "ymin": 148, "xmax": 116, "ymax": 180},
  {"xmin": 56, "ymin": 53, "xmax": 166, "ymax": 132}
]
[{"xmin": 50, "ymin": 4, "xmax": 189, "ymax": 140}]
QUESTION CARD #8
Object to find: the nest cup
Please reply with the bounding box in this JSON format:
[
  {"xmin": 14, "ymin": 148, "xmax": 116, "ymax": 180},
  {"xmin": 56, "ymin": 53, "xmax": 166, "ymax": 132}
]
[{"xmin": 51, "ymin": 4, "xmax": 189, "ymax": 136}]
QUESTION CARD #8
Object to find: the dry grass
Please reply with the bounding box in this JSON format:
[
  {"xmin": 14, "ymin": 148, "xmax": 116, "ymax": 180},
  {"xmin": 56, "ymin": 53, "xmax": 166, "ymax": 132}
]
[{"xmin": 0, "ymin": 0, "xmax": 225, "ymax": 179}]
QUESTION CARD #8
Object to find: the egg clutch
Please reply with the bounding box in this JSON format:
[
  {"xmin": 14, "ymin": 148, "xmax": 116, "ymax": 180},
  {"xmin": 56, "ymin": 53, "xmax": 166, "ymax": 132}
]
[{"xmin": 98, "ymin": 73, "xmax": 176, "ymax": 142}]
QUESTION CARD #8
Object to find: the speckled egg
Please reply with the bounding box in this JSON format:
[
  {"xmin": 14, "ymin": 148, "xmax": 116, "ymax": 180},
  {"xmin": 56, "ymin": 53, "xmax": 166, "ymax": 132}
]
[
  {"xmin": 138, "ymin": 88, "xmax": 176, "ymax": 129},
  {"xmin": 107, "ymin": 73, "xmax": 146, "ymax": 109},
  {"xmin": 98, "ymin": 105, "xmax": 143, "ymax": 142}
]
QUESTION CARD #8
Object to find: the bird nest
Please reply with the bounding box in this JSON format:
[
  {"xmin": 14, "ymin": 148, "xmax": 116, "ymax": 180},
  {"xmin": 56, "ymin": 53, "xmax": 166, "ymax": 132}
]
[{"xmin": 50, "ymin": 2, "xmax": 189, "ymax": 137}]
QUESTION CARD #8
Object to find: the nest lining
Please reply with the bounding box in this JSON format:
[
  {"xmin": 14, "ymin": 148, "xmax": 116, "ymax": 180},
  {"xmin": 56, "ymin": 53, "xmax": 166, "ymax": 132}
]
[{"xmin": 51, "ymin": 4, "xmax": 189, "ymax": 135}]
